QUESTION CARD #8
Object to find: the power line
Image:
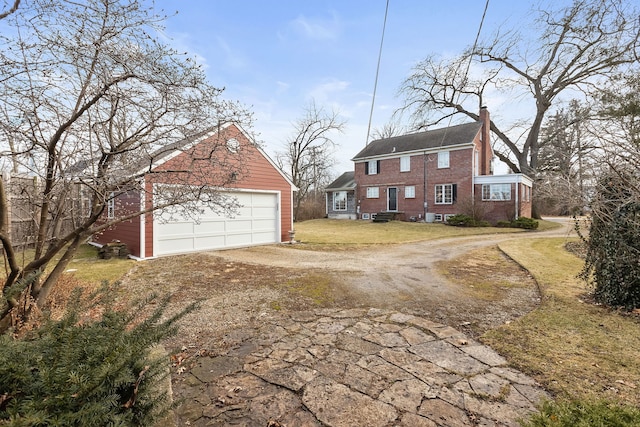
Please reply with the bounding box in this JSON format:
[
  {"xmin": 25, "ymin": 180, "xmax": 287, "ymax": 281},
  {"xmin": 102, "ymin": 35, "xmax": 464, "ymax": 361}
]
[
  {"xmin": 365, "ymin": 0, "xmax": 389, "ymax": 146},
  {"xmin": 438, "ymin": 0, "xmax": 490, "ymax": 147}
]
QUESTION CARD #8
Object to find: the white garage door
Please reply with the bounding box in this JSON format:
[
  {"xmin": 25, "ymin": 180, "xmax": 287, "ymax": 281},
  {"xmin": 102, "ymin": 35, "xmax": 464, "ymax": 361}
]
[{"xmin": 154, "ymin": 192, "xmax": 279, "ymax": 257}]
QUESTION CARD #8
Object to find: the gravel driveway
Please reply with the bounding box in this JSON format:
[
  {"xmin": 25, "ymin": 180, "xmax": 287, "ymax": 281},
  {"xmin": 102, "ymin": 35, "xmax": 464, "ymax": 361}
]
[{"xmin": 124, "ymin": 218, "xmax": 574, "ymax": 426}]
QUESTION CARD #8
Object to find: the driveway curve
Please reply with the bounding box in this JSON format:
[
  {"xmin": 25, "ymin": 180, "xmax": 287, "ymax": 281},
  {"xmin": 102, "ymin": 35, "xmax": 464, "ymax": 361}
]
[{"xmin": 169, "ymin": 218, "xmax": 575, "ymax": 426}]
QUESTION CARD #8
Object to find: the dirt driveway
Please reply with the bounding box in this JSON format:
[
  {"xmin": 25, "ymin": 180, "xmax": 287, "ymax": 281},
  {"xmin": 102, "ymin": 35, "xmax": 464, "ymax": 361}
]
[
  {"xmin": 123, "ymin": 218, "xmax": 573, "ymax": 425},
  {"xmin": 123, "ymin": 217, "xmax": 575, "ymax": 351},
  {"xmin": 204, "ymin": 218, "xmax": 573, "ymax": 337}
]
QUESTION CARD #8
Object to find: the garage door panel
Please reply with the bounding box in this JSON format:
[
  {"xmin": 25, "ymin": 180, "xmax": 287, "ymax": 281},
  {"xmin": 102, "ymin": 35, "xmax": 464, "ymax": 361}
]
[
  {"xmin": 225, "ymin": 232, "xmax": 253, "ymax": 246},
  {"xmin": 159, "ymin": 221, "xmax": 193, "ymax": 235},
  {"xmin": 235, "ymin": 206, "xmax": 253, "ymax": 217},
  {"xmin": 225, "ymin": 219, "xmax": 252, "ymax": 232},
  {"xmin": 194, "ymin": 235, "xmax": 226, "ymax": 249},
  {"xmin": 157, "ymin": 237, "xmax": 194, "ymax": 254},
  {"xmin": 154, "ymin": 191, "xmax": 278, "ymax": 256},
  {"xmin": 194, "ymin": 221, "xmax": 225, "ymax": 234},
  {"xmin": 251, "ymin": 231, "xmax": 276, "ymax": 244}
]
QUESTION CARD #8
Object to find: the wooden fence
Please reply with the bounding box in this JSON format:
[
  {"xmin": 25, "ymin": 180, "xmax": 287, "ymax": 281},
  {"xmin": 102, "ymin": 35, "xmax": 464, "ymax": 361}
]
[{"xmin": 1, "ymin": 174, "xmax": 89, "ymax": 249}]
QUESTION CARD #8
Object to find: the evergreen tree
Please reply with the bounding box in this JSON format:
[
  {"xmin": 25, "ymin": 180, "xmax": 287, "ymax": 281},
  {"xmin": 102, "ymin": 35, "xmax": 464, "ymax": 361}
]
[{"xmin": 0, "ymin": 283, "xmax": 196, "ymax": 426}]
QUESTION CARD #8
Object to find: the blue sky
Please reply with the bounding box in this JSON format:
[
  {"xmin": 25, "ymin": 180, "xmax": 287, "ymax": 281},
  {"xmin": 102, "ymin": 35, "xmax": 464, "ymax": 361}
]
[{"xmin": 151, "ymin": 1, "xmax": 539, "ymax": 175}]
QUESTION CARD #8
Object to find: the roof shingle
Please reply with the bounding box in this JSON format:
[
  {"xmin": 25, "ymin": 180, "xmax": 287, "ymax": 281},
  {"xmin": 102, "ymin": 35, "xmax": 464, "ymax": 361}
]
[{"xmin": 352, "ymin": 121, "xmax": 482, "ymax": 160}]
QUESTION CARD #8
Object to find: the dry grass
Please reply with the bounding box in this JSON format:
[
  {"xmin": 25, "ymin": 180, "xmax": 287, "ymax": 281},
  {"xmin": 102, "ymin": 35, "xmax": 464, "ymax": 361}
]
[
  {"xmin": 482, "ymin": 237, "xmax": 640, "ymax": 406},
  {"xmin": 437, "ymin": 246, "xmax": 535, "ymax": 301},
  {"xmin": 293, "ymin": 218, "xmax": 560, "ymax": 248}
]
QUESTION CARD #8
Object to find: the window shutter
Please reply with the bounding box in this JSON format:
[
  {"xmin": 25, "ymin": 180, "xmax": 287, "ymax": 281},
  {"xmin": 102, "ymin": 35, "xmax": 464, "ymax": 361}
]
[
  {"xmin": 365, "ymin": 162, "xmax": 369, "ymax": 175},
  {"xmin": 376, "ymin": 160, "xmax": 381, "ymax": 174},
  {"xmin": 452, "ymin": 184, "xmax": 457, "ymax": 202}
]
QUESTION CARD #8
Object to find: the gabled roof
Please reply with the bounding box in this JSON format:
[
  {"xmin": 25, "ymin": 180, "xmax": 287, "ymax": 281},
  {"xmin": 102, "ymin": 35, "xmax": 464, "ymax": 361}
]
[
  {"xmin": 352, "ymin": 121, "xmax": 483, "ymax": 160},
  {"xmin": 137, "ymin": 123, "xmax": 296, "ymax": 189},
  {"xmin": 326, "ymin": 171, "xmax": 355, "ymax": 191}
]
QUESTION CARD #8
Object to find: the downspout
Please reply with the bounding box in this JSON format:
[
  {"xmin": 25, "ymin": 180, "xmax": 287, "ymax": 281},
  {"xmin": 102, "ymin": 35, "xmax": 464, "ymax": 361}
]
[
  {"xmin": 139, "ymin": 177, "xmax": 145, "ymax": 259},
  {"xmin": 423, "ymin": 153, "xmax": 428, "ymax": 219},
  {"xmin": 325, "ymin": 191, "xmax": 329, "ymax": 217},
  {"xmin": 471, "ymin": 150, "xmax": 476, "ymax": 207},
  {"xmin": 514, "ymin": 182, "xmax": 519, "ymax": 220}
]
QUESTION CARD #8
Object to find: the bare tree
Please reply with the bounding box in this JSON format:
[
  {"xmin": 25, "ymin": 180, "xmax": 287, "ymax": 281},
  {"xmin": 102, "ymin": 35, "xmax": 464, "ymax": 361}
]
[
  {"xmin": 369, "ymin": 119, "xmax": 406, "ymax": 141},
  {"xmin": 400, "ymin": 0, "xmax": 640, "ymax": 216},
  {"xmin": 277, "ymin": 100, "xmax": 346, "ymax": 220},
  {"xmin": 0, "ymin": 0, "xmax": 20, "ymax": 20},
  {"xmin": 536, "ymin": 100, "xmax": 598, "ymax": 214},
  {"xmin": 0, "ymin": 0, "xmax": 251, "ymax": 331}
]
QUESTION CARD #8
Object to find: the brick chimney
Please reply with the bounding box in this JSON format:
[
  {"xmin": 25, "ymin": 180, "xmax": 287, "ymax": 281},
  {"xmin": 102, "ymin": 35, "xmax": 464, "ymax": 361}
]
[{"xmin": 479, "ymin": 106, "xmax": 493, "ymax": 175}]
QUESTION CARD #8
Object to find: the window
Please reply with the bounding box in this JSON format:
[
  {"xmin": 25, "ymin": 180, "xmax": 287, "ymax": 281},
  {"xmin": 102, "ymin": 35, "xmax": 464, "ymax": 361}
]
[
  {"xmin": 226, "ymin": 138, "xmax": 240, "ymax": 153},
  {"xmin": 107, "ymin": 192, "xmax": 115, "ymax": 219},
  {"xmin": 435, "ymin": 184, "xmax": 454, "ymax": 204},
  {"xmin": 366, "ymin": 187, "xmax": 379, "ymax": 198},
  {"xmin": 438, "ymin": 151, "xmax": 450, "ymax": 168},
  {"xmin": 482, "ymin": 183, "xmax": 511, "ymax": 201},
  {"xmin": 400, "ymin": 156, "xmax": 411, "ymax": 172},
  {"xmin": 434, "ymin": 214, "xmax": 443, "ymax": 222},
  {"xmin": 365, "ymin": 160, "xmax": 379, "ymax": 175},
  {"xmin": 405, "ymin": 185, "xmax": 415, "ymax": 198},
  {"xmin": 333, "ymin": 191, "xmax": 347, "ymax": 211},
  {"xmin": 524, "ymin": 185, "xmax": 531, "ymax": 202}
]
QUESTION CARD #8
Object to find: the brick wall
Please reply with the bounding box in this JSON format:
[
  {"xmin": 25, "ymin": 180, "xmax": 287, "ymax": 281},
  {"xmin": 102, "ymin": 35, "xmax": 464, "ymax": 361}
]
[{"xmin": 355, "ymin": 147, "xmax": 476, "ymax": 220}]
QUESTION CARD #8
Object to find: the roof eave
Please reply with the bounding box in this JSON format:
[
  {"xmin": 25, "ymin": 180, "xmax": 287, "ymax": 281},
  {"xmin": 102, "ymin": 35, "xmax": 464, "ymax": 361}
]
[{"xmin": 352, "ymin": 141, "xmax": 475, "ymax": 162}]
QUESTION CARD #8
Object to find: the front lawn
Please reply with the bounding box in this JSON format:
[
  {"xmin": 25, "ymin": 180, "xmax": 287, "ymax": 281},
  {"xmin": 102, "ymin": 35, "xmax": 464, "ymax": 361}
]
[
  {"xmin": 293, "ymin": 218, "xmax": 560, "ymax": 247},
  {"xmin": 482, "ymin": 238, "xmax": 640, "ymax": 418}
]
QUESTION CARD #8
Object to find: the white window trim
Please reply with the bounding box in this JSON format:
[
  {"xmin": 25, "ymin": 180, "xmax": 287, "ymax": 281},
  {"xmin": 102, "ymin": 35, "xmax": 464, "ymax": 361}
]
[
  {"xmin": 438, "ymin": 151, "xmax": 450, "ymax": 168},
  {"xmin": 400, "ymin": 155, "xmax": 411, "ymax": 172},
  {"xmin": 107, "ymin": 192, "xmax": 115, "ymax": 219},
  {"xmin": 482, "ymin": 183, "xmax": 511, "ymax": 201},
  {"xmin": 405, "ymin": 185, "xmax": 415, "ymax": 199},
  {"xmin": 366, "ymin": 187, "xmax": 379, "ymax": 198},
  {"xmin": 435, "ymin": 184, "xmax": 453, "ymax": 204},
  {"xmin": 368, "ymin": 160, "xmax": 378, "ymax": 175},
  {"xmin": 333, "ymin": 191, "xmax": 347, "ymax": 211}
]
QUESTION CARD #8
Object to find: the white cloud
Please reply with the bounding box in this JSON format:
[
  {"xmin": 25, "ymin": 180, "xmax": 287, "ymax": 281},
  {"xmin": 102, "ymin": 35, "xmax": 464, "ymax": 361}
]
[
  {"xmin": 308, "ymin": 79, "xmax": 350, "ymax": 103},
  {"xmin": 288, "ymin": 11, "xmax": 341, "ymax": 41}
]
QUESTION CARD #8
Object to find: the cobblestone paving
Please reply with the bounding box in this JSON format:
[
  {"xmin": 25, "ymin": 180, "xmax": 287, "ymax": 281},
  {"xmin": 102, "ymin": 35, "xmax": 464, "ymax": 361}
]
[{"xmin": 173, "ymin": 308, "xmax": 549, "ymax": 426}]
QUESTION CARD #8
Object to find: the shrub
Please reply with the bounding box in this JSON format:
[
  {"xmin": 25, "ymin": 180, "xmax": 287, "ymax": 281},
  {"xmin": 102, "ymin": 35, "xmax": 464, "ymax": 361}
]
[
  {"xmin": 522, "ymin": 399, "xmax": 640, "ymax": 427},
  {"xmin": 511, "ymin": 216, "xmax": 539, "ymax": 230},
  {"xmin": 445, "ymin": 214, "xmax": 490, "ymax": 227},
  {"xmin": 494, "ymin": 217, "xmax": 539, "ymax": 229},
  {"xmin": 0, "ymin": 283, "xmax": 197, "ymax": 426},
  {"xmin": 580, "ymin": 169, "xmax": 640, "ymax": 309}
]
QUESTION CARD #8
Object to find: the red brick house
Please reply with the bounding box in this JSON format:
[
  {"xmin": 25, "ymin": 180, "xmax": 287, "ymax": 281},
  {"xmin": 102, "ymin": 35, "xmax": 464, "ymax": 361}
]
[
  {"xmin": 350, "ymin": 108, "xmax": 532, "ymax": 223},
  {"xmin": 92, "ymin": 123, "xmax": 295, "ymax": 259}
]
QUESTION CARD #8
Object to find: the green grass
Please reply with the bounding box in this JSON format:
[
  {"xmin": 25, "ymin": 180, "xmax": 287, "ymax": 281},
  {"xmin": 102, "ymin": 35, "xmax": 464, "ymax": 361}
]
[
  {"xmin": 292, "ymin": 218, "xmax": 560, "ymax": 247},
  {"xmin": 522, "ymin": 400, "xmax": 640, "ymax": 427},
  {"xmin": 2, "ymin": 244, "xmax": 134, "ymax": 286},
  {"xmin": 482, "ymin": 237, "xmax": 640, "ymax": 422},
  {"xmin": 64, "ymin": 245, "xmax": 134, "ymax": 284}
]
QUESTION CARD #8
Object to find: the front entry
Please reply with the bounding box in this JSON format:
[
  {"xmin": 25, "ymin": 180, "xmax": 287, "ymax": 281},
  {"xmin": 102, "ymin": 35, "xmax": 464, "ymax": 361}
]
[{"xmin": 388, "ymin": 187, "xmax": 397, "ymax": 211}]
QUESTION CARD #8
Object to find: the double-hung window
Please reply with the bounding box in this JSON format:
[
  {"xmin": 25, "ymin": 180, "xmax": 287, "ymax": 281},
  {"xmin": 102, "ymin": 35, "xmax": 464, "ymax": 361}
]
[
  {"xmin": 107, "ymin": 192, "xmax": 115, "ymax": 219},
  {"xmin": 400, "ymin": 156, "xmax": 411, "ymax": 172},
  {"xmin": 333, "ymin": 191, "xmax": 347, "ymax": 210},
  {"xmin": 438, "ymin": 151, "xmax": 450, "ymax": 168},
  {"xmin": 365, "ymin": 160, "xmax": 379, "ymax": 175},
  {"xmin": 482, "ymin": 184, "xmax": 511, "ymax": 201},
  {"xmin": 435, "ymin": 184, "xmax": 454, "ymax": 204},
  {"xmin": 405, "ymin": 186, "xmax": 415, "ymax": 198}
]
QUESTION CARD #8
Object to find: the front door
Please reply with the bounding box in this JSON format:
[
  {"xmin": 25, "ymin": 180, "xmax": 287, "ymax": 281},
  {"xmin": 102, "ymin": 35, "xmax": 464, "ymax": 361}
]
[{"xmin": 388, "ymin": 187, "xmax": 397, "ymax": 211}]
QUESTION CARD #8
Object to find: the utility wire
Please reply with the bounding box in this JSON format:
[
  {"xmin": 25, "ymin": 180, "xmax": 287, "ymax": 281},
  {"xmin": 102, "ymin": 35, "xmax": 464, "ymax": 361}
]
[
  {"xmin": 365, "ymin": 0, "xmax": 389, "ymax": 146},
  {"xmin": 438, "ymin": 0, "xmax": 490, "ymax": 147}
]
